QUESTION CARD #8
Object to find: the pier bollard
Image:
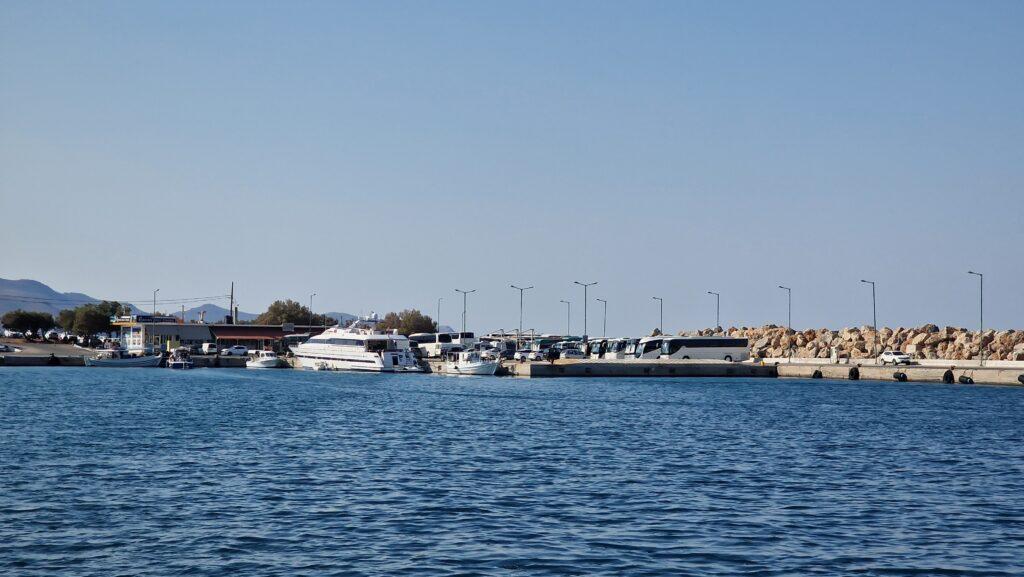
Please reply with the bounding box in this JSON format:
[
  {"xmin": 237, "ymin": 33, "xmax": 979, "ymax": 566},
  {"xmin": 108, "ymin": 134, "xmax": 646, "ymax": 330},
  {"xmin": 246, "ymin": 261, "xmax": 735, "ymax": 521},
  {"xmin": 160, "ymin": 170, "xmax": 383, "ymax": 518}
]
[
  {"xmin": 848, "ymin": 366, "xmax": 860, "ymax": 381},
  {"xmin": 1018, "ymin": 374, "xmax": 1024, "ymax": 385},
  {"xmin": 958, "ymin": 375, "xmax": 974, "ymax": 385},
  {"xmin": 893, "ymin": 371, "xmax": 907, "ymax": 382},
  {"xmin": 811, "ymin": 369, "xmax": 822, "ymax": 379},
  {"xmin": 942, "ymin": 369, "xmax": 955, "ymax": 384}
]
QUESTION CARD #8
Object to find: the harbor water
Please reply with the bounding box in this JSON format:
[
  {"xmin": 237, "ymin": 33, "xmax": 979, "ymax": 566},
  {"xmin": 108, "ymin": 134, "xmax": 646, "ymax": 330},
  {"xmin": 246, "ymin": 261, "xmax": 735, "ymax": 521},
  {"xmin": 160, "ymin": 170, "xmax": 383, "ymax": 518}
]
[{"xmin": 1, "ymin": 368, "xmax": 1022, "ymax": 576}]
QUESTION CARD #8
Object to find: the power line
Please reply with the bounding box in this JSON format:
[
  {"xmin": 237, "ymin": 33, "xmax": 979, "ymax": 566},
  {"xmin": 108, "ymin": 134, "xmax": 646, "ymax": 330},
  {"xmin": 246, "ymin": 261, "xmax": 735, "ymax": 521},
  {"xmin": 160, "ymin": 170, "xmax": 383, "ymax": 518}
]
[{"xmin": 0, "ymin": 293, "xmax": 231, "ymax": 306}]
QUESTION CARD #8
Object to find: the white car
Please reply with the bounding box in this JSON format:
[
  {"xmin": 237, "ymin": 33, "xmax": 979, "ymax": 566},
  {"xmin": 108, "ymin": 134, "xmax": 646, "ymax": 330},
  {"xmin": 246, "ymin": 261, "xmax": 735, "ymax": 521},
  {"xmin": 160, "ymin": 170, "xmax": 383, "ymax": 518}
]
[
  {"xmin": 528, "ymin": 350, "xmax": 547, "ymax": 361},
  {"xmin": 513, "ymin": 349, "xmax": 531, "ymax": 361},
  {"xmin": 221, "ymin": 345, "xmax": 249, "ymax": 356},
  {"xmin": 879, "ymin": 350, "xmax": 912, "ymax": 365},
  {"xmin": 560, "ymin": 348, "xmax": 586, "ymax": 359}
]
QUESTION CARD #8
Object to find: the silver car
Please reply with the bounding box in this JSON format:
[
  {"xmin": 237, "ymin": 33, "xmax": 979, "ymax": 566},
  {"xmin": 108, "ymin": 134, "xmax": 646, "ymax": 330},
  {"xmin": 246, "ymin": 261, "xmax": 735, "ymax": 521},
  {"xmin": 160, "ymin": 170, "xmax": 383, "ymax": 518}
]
[{"xmin": 879, "ymin": 350, "xmax": 912, "ymax": 365}]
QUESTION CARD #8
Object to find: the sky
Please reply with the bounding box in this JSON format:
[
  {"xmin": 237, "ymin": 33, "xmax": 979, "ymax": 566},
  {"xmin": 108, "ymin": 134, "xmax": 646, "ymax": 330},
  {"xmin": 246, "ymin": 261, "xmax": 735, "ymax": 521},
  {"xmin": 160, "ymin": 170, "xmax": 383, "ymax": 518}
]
[{"xmin": 1, "ymin": 1, "xmax": 1022, "ymax": 335}]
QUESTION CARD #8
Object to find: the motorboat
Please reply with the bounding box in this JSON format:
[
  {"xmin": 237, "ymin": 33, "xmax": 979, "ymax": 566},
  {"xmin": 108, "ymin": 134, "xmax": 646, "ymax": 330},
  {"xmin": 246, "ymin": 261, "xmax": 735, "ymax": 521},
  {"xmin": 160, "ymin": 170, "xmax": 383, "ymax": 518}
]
[
  {"xmin": 166, "ymin": 347, "xmax": 194, "ymax": 370},
  {"xmin": 443, "ymin": 349, "xmax": 499, "ymax": 376},
  {"xmin": 290, "ymin": 313, "xmax": 423, "ymax": 372},
  {"xmin": 247, "ymin": 350, "xmax": 282, "ymax": 369},
  {"xmin": 84, "ymin": 349, "xmax": 162, "ymax": 367}
]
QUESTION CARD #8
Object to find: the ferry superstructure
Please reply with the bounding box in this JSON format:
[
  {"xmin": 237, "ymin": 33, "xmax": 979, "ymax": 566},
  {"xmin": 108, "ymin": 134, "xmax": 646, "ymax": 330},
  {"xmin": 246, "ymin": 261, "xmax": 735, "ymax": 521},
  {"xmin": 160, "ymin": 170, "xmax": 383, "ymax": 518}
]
[{"xmin": 290, "ymin": 313, "xmax": 423, "ymax": 372}]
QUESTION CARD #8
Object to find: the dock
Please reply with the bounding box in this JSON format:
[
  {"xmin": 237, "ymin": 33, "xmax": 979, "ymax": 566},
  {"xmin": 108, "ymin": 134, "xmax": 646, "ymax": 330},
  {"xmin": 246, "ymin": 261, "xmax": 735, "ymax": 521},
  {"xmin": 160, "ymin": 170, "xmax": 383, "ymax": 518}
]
[{"xmin": 501, "ymin": 359, "xmax": 778, "ymax": 379}]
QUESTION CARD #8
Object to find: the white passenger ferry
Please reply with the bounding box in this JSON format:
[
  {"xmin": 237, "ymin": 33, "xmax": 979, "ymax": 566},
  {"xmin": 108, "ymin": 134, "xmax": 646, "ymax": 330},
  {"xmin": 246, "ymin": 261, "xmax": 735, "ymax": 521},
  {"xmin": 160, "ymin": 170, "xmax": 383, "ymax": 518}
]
[{"xmin": 291, "ymin": 313, "xmax": 423, "ymax": 372}]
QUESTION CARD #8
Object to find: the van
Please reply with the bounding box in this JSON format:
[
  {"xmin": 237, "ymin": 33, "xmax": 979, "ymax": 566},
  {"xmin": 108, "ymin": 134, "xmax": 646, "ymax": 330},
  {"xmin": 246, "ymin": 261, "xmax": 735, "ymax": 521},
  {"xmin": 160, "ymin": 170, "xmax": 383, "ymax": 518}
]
[{"xmin": 201, "ymin": 343, "xmax": 219, "ymax": 355}]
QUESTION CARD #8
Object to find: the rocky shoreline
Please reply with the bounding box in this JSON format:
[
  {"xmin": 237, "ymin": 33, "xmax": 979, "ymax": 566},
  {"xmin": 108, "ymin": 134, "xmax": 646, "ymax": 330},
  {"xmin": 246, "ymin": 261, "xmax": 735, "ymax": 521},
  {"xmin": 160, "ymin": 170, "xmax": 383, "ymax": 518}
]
[{"xmin": 687, "ymin": 325, "xmax": 1024, "ymax": 361}]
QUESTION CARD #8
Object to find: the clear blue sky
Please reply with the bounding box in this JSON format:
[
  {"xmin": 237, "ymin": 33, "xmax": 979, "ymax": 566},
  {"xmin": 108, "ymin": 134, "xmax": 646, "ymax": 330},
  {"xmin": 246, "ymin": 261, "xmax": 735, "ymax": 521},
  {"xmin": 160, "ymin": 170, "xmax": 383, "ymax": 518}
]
[{"xmin": 1, "ymin": 1, "xmax": 1021, "ymax": 335}]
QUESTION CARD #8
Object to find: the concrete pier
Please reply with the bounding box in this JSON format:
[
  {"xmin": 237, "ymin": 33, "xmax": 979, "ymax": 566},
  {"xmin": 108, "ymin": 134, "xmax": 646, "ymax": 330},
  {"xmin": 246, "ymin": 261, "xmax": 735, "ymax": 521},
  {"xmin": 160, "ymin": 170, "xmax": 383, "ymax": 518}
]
[
  {"xmin": 502, "ymin": 359, "xmax": 778, "ymax": 379},
  {"xmin": 775, "ymin": 362, "xmax": 1024, "ymax": 386}
]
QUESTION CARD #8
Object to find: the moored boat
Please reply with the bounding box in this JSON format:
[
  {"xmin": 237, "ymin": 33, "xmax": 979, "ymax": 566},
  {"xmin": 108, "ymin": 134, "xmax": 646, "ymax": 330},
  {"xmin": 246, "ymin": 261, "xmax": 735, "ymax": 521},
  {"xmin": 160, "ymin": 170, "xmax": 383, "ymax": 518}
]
[
  {"xmin": 443, "ymin": 349, "xmax": 499, "ymax": 376},
  {"xmin": 247, "ymin": 350, "xmax": 282, "ymax": 369},
  {"xmin": 166, "ymin": 347, "xmax": 193, "ymax": 370},
  {"xmin": 291, "ymin": 313, "xmax": 423, "ymax": 372},
  {"xmin": 84, "ymin": 349, "xmax": 162, "ymax": 367}
]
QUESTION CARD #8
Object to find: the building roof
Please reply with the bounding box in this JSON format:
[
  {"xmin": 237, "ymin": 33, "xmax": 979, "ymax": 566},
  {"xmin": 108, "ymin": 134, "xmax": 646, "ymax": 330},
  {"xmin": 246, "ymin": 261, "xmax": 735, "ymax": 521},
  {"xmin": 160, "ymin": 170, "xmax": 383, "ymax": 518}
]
[{"xmin": 209, "ymin": 325, "xmax": 327, "ymax": 340}]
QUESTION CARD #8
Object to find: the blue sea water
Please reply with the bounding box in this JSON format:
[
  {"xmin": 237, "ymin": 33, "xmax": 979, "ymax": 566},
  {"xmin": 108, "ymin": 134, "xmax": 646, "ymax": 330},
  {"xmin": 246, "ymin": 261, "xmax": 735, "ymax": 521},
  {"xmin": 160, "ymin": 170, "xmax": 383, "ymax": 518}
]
[{"xmin": 0, "ymin": 368, "xmax": 1022, "ymax": 576}]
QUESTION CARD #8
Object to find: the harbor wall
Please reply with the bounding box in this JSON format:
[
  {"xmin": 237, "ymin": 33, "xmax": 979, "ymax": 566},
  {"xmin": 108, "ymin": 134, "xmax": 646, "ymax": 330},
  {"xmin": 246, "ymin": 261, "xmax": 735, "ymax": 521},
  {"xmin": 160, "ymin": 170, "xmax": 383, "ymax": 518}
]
[{"xmin": 502, "ymin": 359, "xmax": 777, "ymax": 379}]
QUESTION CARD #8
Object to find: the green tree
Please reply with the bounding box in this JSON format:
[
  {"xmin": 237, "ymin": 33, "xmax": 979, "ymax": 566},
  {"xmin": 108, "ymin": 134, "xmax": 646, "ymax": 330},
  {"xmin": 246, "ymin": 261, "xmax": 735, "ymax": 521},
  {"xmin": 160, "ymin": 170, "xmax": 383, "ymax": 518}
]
[
  {"xmin": 57, "ymin": 309, "xmax": 76, "ymax": 330},
  {"xmin": 255, "ymin": 299, "xmax": 336, "ymax": 326},
  {"xmin": 1, "ymin": 310, "xmax": 56, "ymax": 334},
  {"xmin": 376, "ymin": 309, "xmax": 435, "ymax": 335},
  {"xmin": 73, "ymin": 306, "xmax": 113, "ymax": 335}
]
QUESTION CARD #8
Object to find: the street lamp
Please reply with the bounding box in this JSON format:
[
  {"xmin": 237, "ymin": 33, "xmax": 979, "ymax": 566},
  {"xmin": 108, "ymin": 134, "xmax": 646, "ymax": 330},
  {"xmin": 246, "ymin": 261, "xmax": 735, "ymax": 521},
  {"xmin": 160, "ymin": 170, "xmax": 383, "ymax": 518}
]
[
  {"xmin": 778, "ymin": 286, "xmax": 792, "ymax": 361},
  {"xmin": 860, "ymin": 280, "xmax": 877, "ymax": 361},
  {"xmin": 574, "ymin": 281, "xmax": 597, "ymax": 338},
  {"xmin": 968, "ymin": 271, "xmax": 984, "ymax": 365},
  {"xmin": 596, "ymin": 298, "xmax": 607, "ymax": 337},
  {"xmin": 152, "ymin": 288, "xmax": 160, "ymax": 316},
  {"xmin": 511, "ymin": 284, "xmax": 534, "ymax": 348},
  {"xmin": 652, "ymin": 296, "xmax": 663, "ymax": 335},
  {"xmin": 436, "ymin": 297, "xmax": 442, "ymax": 333},
  {"xmin": 455, "ymin": 288, "xmax": 476, "ymax": 335},
  {"xmin": 707, "ymin": 291, "xmax": 720, "ymax": 329},
  {"xmin": 308, "ymin": 292, "xmax": 317, "ymax": 329},
  {"xmin": 559, "ymin": 300, "xmax": 571, "ymax": 337}
]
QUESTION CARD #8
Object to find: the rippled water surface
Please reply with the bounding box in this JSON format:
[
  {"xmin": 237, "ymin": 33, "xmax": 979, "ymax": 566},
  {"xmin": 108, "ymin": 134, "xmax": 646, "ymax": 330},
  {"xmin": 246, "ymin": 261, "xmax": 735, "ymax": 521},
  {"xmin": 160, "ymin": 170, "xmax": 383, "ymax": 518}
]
[{"xmin": 1, "ymin": 368, "xmax": 1023, "ymax": 576}]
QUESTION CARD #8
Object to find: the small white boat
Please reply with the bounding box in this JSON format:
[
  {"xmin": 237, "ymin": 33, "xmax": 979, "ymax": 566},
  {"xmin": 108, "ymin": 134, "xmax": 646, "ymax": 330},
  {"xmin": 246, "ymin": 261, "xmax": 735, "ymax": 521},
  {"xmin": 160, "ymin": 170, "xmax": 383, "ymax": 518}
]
[
  {"xmin": 84, "ymin": 349, "xmax": 162, "ymax": 367},
  {"xmin": 443, "ymin": 350, "xmax": 499, "ymax": 376},
  {"xmin": 167, "ymin": 347, "xmax": 194, "ymax": 370},
  {"xmin": 247, "ymin": 350, "xmax": 282, "ymax": 369}
]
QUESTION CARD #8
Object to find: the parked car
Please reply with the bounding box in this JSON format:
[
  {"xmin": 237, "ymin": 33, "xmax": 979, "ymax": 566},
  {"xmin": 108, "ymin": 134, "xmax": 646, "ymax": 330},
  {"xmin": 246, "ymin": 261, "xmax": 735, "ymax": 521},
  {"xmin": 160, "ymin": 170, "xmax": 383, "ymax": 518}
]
[
  {"xmin": 879, "ymin": 350, "xmax": 913, "ymax": 365},
  {"xmin": 513, "ymin": 349, "xmax": 532, "ymax": 361},
  {"xmin": 220, "ymin": 345, "xmax": 249, "ymax": 356},
  {"xmin": 528, "ymin": 350, "xmax": 547, "ymax": 361},
  {"xmin": 560, "ymin": 348, "xmax": 587, "ymax": 359},
  {"xmin": 201, "ymin": 343, "xmax": 220, "ymax": 355}
]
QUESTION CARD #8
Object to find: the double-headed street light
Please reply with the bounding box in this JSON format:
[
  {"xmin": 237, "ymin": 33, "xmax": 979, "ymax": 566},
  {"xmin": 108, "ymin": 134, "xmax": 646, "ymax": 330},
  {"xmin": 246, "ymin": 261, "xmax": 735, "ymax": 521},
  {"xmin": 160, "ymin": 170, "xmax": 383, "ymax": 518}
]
[
  {"xmin": 652, "ymin": 296, "xmax": 663, "ymax": 335},
  {"xmin": 968, "ymin": 271, "xmax": 984, "ymax": 365},
  {"xmin": 574, "ymin": 281, "xmax": 597, "ymax": 338},
  {"xmin": 308, "ymin": 292, "xmax": 317, "ymax": 328},
  {"xmin": 152, "ymin": 288, "xmax": 160, "ymax": 316},
  {"xmin": 778, "ymin": 286, "xmax": 792, "ymax": 361},
  {"xmin": 596, "ymin": 298, "xmax": 608, "ymax": 337},
  {"xmin": 511, "ymin": 284, "xmax": 534, "ymax": 348},
  {"xmin": 454, "ymin": 288, "xmax": 476, "ymax": 335},
  {"xmin": 436, "ymin": 297, "xmax": 442, "ymax": 333},
  {"xmin": 860, "ymin": 280, "xmax": 878, "ymax": 360},
  {"xmin": 707, "ymin": 291, "xmax": 720, "ymax": 329}
]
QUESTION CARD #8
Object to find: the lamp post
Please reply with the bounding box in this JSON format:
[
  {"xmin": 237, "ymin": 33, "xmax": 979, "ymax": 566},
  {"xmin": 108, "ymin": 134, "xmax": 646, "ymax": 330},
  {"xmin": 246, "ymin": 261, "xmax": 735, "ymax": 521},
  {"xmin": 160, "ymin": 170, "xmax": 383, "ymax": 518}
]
[
  {"xmin": 707, "ymin": 291, "xmax": 720, "ymax": 329},
  {"xmin": 511, "ymin": 284, "xmax": 534, "ymax": 349},
  {"xmin": 652, "ymin": 296, "xmax": 663, "ymax": 335},
  {"xmin": 308, "ymin": 292, "xmax": 316, "ymax": 329},
  {"xmin": 860, "ymin": 280, "xmax": 877, "ymax": 361},
  {"xmin": 559, "ymin": 300, "xmax": 571, "ymax": 337},
  {"xmin": 778, "ymin": 286, "xmax": 791, "ymax": 361},
  {"xmin": 436, "ymin": 297, "xmax": 442, "ymax": 333},
  {"xmin": 596, "ymin": 298, "xmax": 607, "ymax": 337},
  {"xmin": 152, "ymin": 288, "xmax": 160, "ymax": 316},
  {"xmin": 574, "ymin": 281, "xmax": 597, "ymax": 338},
  {"xmin": 455, "ymin": 288, "xmax": 476, "ymax": 335},
  {"xmin": 968, "ymin": 271, "xmax": 984, "ymax": 366}
]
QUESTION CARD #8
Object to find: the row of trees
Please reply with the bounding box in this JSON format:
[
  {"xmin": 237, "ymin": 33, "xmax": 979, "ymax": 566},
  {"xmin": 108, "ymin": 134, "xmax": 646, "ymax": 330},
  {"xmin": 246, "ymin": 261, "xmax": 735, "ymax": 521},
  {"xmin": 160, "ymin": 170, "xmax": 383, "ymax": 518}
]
[
  {"xmin": 1, "ymin": 310, "xmax": 56, "ymax": 334},
  {"xmin": 376, "ymin": 309, "xmax": 436, "ymax": 335},
  {"xmin": 254, "ymin": 300, "xmax": 337, "ymax": 326},
  {"xmin": 1, "ymin": 301, "xmax": 126, "ymax": 337}
]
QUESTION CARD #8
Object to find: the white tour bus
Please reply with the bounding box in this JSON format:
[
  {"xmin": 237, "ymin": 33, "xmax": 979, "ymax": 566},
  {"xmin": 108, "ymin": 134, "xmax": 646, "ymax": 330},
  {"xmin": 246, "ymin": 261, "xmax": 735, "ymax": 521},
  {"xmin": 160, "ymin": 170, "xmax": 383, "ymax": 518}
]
[
  {"xmin": 634, "ymin": 337, "xmax": 667, "ymax": 359},
  {"xmin": 660, "ymin": 337, "xmax": 750, "ymax": 362},
  {"xmin": 409, "ymin": 332, "xmax": 455, "ymax": 357}
]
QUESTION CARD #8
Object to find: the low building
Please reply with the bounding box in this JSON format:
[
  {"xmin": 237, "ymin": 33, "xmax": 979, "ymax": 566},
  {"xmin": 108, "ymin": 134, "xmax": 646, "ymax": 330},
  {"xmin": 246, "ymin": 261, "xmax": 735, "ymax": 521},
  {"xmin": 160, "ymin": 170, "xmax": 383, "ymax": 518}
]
[{"xmin": 111, "ymin": 315, "xmax": 326, "ymax": 353}]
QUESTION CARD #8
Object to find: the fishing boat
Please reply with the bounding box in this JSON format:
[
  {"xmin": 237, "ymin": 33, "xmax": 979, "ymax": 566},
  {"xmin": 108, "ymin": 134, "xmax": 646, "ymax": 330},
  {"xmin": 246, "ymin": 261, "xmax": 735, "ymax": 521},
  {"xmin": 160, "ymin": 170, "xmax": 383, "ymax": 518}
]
[
  {"xmin": 247, "ymin": 350, "xmax": 282, "ymax": 369},
  {"xmin": 291, "ymin": 313, "xmax": 423, "ymax": 372},
  {"xmin": 166, "ymin": 347, "xmax": 193, "ymax": 370},
  {"xmin": 84, "ymin": 349, "xmax": 162, "ymax": 367},
  {"xmin": 443, "ymin": 349, "xmax": 499, "ymax": 376}
]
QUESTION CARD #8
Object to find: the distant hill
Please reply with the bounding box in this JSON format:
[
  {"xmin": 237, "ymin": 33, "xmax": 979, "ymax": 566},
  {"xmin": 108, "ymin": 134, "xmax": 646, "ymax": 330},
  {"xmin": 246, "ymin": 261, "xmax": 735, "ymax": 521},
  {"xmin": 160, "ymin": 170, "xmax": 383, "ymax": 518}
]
[
  {"xmin": 0, "ymin": 278, "xmax": 143, "ymax": 317},
  {"xmin": 180, "ymin": 303, "xmax": 257, "ymax": 323}
]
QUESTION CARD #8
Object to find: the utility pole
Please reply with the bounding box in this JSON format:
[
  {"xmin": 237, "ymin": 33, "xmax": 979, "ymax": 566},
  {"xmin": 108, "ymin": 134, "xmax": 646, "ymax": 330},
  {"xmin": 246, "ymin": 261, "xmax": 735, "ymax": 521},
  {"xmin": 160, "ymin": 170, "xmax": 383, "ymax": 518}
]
[
  {"xmin": 560, "ymin": 300, "xmax": 571, "ymax": 337},
  {"xmin": 455, "ymin": 289, "xmax": 476, "ymax": 334},
  {"xmin": 596, "ymin": 298, "xmax": 607, "ymax": 337},
  {"xmin": 860, "ymin": 280, "xmax": 877, "ymax": 361},
  {"xmin": 309, "ymin": 292, "xmax": 316, "ymax": 330},
  {"xmin": 652, "ymin": 296, "xmax": 663, "ymax": 335},
  {"xmin": 707, "ymin": 291, "xmax": 720, "ymax": 329},
  {"xmin": 436, "ymin": 297, "xmax": 442, "ymax": 333},
  {"xmin": 968, "ymin": 271, "xmax": 984, "ymax": 366},
  {"xmin": 153, "ymin": 288, "xmax": 160, "ymax": 316},
  {"xmin": 229, "ymin": 281, "xmax": 234, "ymax": 324},
  {"xmin": 510, "ymin": 284, "xmax": 533, "ymax": 349},
  {"xmin": 574, "ymin": 281, "xmax": 597, "ymax": 338},
  {"xmin": 778, "ymin": 286, "xmax": 792, "ymax": 361}
]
